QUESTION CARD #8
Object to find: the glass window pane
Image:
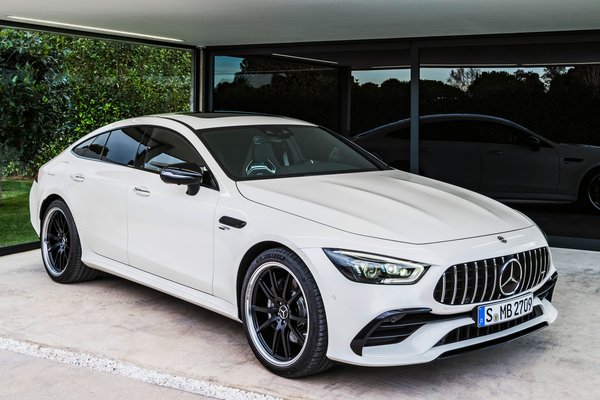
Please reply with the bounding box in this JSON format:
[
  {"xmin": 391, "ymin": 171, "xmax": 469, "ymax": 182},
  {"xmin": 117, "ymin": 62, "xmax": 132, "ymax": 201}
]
[
  {"xmin": 103, "ymin": 127, "xmax": 145, "ymax": 166},
  {"xmin": 139, "ymin": 127, "xmax": 204, "ymax": 172},
  {"xmin": 199, "ymin": 125, "xmax": 380, "ymax": 179},
  {"xmin": 213, "ymin": 56, "xmax": 339, "ymax": 131}
]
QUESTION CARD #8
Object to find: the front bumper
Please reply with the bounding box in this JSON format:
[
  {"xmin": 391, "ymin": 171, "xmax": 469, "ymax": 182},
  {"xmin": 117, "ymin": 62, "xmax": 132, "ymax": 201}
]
[{"xmin": 297, "ymin": 225, "xmax": 558, "ymax": 367}]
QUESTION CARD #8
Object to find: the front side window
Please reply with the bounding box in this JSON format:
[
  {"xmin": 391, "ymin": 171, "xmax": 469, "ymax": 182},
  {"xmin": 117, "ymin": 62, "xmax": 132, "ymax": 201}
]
[
  {"xmin": 476, "ymin": 122, "xmax": 549, "ymax": 147},
  {"xmin": 420, "ymin": 121, "xmax": 480, "ymax": 142},
  {"xmin": 102, "ymin": 127, "xmax": 145, "ymax": 166},
  {"xmin": 198, "ymin": 125, "xmax": 383, "ymax": 180},
  {"xmin": 137, "ymin": 127, "xmax": 205, "ymax": 172}
]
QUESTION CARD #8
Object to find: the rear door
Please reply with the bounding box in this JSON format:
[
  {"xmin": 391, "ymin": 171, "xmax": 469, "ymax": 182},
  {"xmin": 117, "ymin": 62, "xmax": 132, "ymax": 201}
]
[
  {"xmin": 478, "ymin": 121, "xmax": 560, "ymax": 196},
  {"xmin": 67, "ymin": 126, "xmax": 145, "ymax": 264}
]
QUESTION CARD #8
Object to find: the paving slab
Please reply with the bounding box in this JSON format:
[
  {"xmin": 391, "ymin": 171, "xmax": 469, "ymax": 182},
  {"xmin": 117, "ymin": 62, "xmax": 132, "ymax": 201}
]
[{"xmin": 0, "ymin": 248, "xmax": 598, "ymax": 400}]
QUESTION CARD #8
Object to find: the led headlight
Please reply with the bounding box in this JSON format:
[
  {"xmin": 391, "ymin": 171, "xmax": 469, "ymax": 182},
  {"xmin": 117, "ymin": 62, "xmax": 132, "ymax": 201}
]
[{"xmin": 323, "ymin": 249, "xmax": 429, "ymax": 284}]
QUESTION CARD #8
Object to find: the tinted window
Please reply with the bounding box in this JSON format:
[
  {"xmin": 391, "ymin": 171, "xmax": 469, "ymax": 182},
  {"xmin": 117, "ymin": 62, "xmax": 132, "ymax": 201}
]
[
  {"xmin": 73, "ymin": 137, "xmax": 94, "ymax": 158},
  {"xmin": 137, "ymin": 127, "xmax": 204, "ymax": 172},
  {"xmin": 103, "ymin": 127, "xmax": 145, "ymax": 166},
  {"xmin": 420, "ymin": 121, "xmax": 479, "ymax": 142},
  {"xmin": 199, "ymin": 125, "xmax": 380, "ymax": 180},
  {"xmin": 476, "ymin": 121, "xmax": 550, "ymax": 147},
  {"xmin": 72, "ymin": 132, "xmax": 110, "ymax": 160}
]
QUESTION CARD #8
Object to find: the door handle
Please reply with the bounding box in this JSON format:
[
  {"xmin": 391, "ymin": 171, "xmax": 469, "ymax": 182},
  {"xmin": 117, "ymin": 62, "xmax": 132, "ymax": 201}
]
[
  {"xmin": 70, "ymin": 173, "xmax": 85, "ymax": 182},
  {"xmin": 133, "ymin": 186, "xmax": 150, "ymax": 197},
  {"xmin": 486, "ymin": 150, "xmax": 504, "ymax": 156}
]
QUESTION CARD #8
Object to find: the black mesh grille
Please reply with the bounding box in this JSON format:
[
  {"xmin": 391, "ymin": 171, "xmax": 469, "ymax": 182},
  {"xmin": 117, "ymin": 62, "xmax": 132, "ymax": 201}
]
[
  {"xmin": 435, "ymin": 305, "xmax": 543, "ymax": 346},
  {"xmin": 433, "ymin": 247, "xmax": 550, "ymax": 305}
]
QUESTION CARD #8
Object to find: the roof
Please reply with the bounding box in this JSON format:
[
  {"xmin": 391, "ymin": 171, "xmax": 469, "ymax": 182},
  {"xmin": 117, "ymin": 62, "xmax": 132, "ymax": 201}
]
[{"xmin": 151, "ymin": 112, "xmax": 315, "ymax": 130}]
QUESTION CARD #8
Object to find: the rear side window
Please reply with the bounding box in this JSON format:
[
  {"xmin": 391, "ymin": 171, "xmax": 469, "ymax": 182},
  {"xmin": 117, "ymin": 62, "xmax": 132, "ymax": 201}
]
[
  {"xmin": 137, "ymin": 127, "xmax": 205, "ymax": 172},
  {"xmin": 72, "ymin": 132, "xmax": 110, "ymax": 160},
  {"xmin": 102, "ymin": 127, "xmax": 146, "ymax": 166}
]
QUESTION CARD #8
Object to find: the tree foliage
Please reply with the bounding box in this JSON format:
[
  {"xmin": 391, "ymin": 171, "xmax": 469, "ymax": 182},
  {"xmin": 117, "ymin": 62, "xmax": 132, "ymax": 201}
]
[
  {"xmin": 0, "ymin": 30, "xmax": 70, "ymax": 168},
  {"xmin": 0, "ymin": 28, "xmax": 192, "ymax": 175}
]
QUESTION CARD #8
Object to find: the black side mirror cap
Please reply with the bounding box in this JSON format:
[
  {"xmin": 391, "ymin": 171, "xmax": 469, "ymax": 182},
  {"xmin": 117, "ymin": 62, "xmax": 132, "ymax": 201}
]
[{"xmin": 160, "ymin": 164, "xmax": 204, "ymax": 195}]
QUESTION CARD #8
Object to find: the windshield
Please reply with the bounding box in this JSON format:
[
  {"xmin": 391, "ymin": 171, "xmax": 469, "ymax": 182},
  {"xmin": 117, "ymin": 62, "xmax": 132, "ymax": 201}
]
[{"xmin": 197, "ymin": 125, "xmax": 383, "ymax": 180}]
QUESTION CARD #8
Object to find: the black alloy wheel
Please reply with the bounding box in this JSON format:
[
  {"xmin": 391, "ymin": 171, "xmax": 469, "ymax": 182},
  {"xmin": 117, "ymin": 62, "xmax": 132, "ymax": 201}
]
[
  {"xmin": 41, "ymin": 200, "xmax": 97, "ymax": 283},
  {"xmin": 242, "ymin": 248, "xmax": 331, "ymax": 377},
  {"xmin": 586, "ymin": 172, "xmax": 600, "ymax": 212}
]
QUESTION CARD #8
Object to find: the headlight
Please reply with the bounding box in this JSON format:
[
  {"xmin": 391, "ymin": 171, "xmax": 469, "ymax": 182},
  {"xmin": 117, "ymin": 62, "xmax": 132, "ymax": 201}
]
[{"xmin": 323, "ymin": 249, "xmax": 429, "ymax": 284}]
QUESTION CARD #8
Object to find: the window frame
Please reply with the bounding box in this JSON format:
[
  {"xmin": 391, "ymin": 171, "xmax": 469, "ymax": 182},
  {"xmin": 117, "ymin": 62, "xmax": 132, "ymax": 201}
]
[{"xmin": 70, "ymin": 124, "xmax": 219, "ymax": 191}]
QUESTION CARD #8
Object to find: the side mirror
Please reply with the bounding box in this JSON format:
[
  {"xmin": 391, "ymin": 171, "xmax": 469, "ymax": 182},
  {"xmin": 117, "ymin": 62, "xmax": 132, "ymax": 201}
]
[
  {"xmin": 528, "ymin": 136, "xmax": 541, "ymax": 152},
  {"xmin": 160, "ymin": 163, "xmax": 204, "ymax": 195}
]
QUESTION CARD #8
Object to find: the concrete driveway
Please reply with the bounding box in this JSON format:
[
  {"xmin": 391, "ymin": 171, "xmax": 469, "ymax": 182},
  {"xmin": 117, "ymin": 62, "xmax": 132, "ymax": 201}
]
[{"xmin": 0, "ymin": 248, "xmax": 598, "ymax": 400}]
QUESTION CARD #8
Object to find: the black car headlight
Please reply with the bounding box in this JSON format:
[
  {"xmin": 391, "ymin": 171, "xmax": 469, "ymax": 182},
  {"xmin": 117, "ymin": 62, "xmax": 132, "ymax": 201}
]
[{"xmin": 323, "ymin": 249, "xmax": 429, "ymax": 284}]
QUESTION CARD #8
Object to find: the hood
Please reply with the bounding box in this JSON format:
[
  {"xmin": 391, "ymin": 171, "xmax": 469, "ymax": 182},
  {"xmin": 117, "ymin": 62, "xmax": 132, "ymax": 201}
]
[{"xmin": 236, "ymin": 170, "xmax": 532, "ymax": 244}]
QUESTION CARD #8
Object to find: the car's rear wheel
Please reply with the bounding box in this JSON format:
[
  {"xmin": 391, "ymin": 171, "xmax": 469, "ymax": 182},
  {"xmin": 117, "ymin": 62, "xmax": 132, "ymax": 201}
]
[
  {"xmin": 41, "ymin": 200, "xmax": 97, "ymax": 283},
  {"xmin": 241, "ymin": 248, "xmax": 331, "ymax": 377}
]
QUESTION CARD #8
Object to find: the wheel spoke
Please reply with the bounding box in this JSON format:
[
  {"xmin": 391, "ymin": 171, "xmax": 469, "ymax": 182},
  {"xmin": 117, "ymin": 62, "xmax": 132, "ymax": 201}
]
[
  {"xmin": 281, "ymin": 328, "xmax": 290, "ymax": 359},
  {"xmin": 282, "ymin": 274, "xmax": 291, "ymax": 299},
  {"xmin": 252, "ymin": 305, "xmax": 277, "ymax": 314},
  {"xmin": 271, "ymin": 327, "xmax": 280, "ymax": 355},
  {"xmin": 258, "ymin": 279, "xmax": 277, "ymax": 301},
  {"xmin": 51, "ymin": 217, "xmax": 61, "ymax": 234},
  {"xmin": 256, "ymin": 316, "xmax": 278, "ymax": 333},
  {"xmin": 289, "ymin": 324, "xmax": 306, "ymax": 345},
  {"xmin": 268, "ymin": 269, "xmax": 280, "ymax": 298},
  {"xmin": 48, "ymin": 242, "xmax": 61, "ymax": 252},
  {"xmin": 47, "ymin": 233, "xmax": 60, "ymax": 241},
  {"xmin": 289, "ymin": 315, "xmax": 307, "ymax": 324},
  {"xmin": 288, "ymin": 290, "xmax": 302, "ymax": 304}
]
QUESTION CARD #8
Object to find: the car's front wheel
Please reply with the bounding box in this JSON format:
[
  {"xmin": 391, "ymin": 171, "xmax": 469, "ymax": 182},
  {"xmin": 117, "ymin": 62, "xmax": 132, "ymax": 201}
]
[
  {"xmin": 41, "ymin": 200, "xmax": 97, "ymax": 283},
  {"xmin": 583, "ymin": 171, "xmax": 600, "ymax": 212},
  {"xmin": 241, "ymin": 248, "xmax": 331, "ymax": 377}
]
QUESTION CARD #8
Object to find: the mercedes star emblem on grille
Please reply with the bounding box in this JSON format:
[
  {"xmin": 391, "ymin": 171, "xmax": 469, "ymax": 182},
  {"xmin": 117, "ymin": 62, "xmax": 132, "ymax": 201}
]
[{"xmin": 498, "ymin": 258, "xmax": 523, "ymax": 296}]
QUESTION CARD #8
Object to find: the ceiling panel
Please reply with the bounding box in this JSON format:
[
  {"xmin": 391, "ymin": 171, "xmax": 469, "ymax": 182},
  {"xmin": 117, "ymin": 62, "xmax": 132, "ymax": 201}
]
[{"xmin": 1, "ymin": 0, "xmax": 600, "ymax": 46}]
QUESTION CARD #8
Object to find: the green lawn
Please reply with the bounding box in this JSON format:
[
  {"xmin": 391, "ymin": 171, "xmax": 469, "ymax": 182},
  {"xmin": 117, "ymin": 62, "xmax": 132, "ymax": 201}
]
[{"xmin": 0, "ymin": 179, "xmax": 39, "ymax": 247}]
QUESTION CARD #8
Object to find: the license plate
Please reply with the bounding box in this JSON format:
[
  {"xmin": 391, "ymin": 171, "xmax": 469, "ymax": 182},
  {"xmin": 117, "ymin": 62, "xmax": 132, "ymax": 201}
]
[{"xmin": 477, "ymin": 293, "xmax": 534, "ymax": 327}]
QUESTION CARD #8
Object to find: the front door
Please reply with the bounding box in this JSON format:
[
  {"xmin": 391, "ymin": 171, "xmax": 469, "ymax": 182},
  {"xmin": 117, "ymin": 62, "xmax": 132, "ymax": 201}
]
[{"xmin": 126, "ymin": 126, "xmax": 219, "ymax": 293}]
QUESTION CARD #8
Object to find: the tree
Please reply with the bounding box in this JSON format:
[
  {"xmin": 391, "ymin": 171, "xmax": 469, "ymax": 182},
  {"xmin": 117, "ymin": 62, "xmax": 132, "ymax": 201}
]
[
  {"xmin": 447, "ymin": 67, "xmax": 481, "ymax": 92},
  {"xmin": 0, "ymin": 29, "xmax": 71, "ymax": 205}
]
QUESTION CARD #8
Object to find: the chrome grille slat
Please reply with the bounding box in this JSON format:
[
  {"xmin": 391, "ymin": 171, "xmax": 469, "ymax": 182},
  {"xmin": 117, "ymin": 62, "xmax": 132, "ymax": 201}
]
[
  {"xmin": 441, "ymin": 272, "xmax": 447, "ymax": 303},
  {"xmin": 461, "ymin": 264, "xmax": 468, "ymax": 305},
  {"xmin": 489, "ymin": 259, "xmax": 497, "ymax": 301},
  {"xmin": 451, "ymin": 265, "xmax": 458, "ymax": 305},
  {"xmin": 433, "ymin": 247, "xmax": 550, "ymax": 305},
  {"xmin": 480, "ymin": 260, "xmax": 488, "ymax": 302},
  {"xmin": 472, "ymin": 262, "xmax": 478, "ymax": 304}
]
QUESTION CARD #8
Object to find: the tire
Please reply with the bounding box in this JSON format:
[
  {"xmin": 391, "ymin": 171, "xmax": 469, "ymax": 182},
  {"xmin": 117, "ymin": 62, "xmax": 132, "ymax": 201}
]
[
  {"xmin": 241, "ymin": 248, "xmax": 332, "ymax": 378},
  {"xmin": 580, "ymin": 171, "xmax": 600, "ymax": 212},
  {"xmin": 40, "ymin": 200, "xmax": 97, "ymax": 283}
]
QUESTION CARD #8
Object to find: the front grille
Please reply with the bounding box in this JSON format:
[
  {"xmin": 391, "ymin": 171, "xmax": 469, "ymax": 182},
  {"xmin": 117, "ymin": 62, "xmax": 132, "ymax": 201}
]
[
  {"xmin": 433, "ymin": 247, "xmax": 550, "ymax": 305},
  {"xmin": 435, "ymin": 305, "xmax": 543, "ymax": 346}
]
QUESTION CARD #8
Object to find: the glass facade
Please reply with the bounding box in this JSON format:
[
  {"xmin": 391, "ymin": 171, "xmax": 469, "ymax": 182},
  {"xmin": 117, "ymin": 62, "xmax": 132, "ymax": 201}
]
[
  {"xmin": 213, "ymin": 55, "xmax": 339, "ymax": 130},
  {"xmin": 350, "ymin": 69, "xmax": 411, "ymax": 134},
  {"xmin": 414, "ymin": 65, "xmax": 600, "ymax": 241},
  {"xmin": 0, "ymin": 28, "xmax": 193, "ymax": 249}
]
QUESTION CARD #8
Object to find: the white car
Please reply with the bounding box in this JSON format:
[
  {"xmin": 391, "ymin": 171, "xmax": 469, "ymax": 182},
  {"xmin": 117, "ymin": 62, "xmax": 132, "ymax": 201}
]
[
  {"xmin": 29, "ymin": 113, "xmax": 558, "ymax": 377},
  {"xmin": 354, "ymin": 114, "xmax": 600, "ymax": 211}
]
